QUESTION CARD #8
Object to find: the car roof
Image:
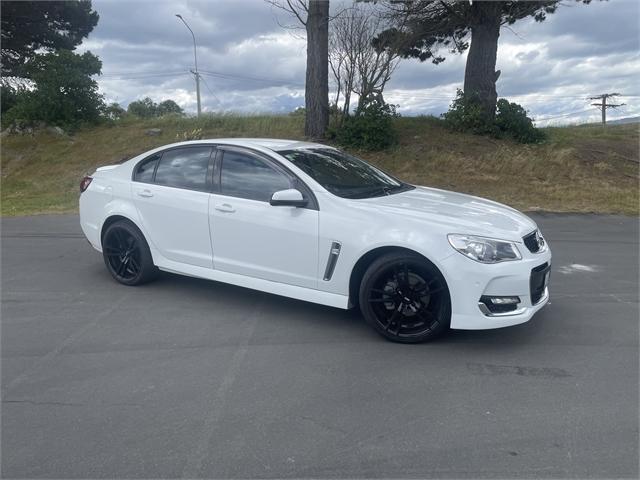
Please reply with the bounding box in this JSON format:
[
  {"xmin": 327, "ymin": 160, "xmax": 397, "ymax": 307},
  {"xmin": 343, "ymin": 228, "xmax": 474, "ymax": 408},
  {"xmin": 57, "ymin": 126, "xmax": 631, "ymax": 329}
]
[{"xmin": 167, "ymin": 138, "xmax": 329, "ymax": 152}]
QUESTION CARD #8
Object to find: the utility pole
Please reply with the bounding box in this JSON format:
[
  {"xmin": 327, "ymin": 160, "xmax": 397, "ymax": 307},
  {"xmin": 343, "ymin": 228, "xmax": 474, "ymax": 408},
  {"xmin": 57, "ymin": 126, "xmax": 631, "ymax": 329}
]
[
  {"xmin": 176, "ymin": 14, "xmax": 201, "ymax": 117},
  {"xmin": 589, "ymin": 93, "xmax": 625, "ymax": 126}
]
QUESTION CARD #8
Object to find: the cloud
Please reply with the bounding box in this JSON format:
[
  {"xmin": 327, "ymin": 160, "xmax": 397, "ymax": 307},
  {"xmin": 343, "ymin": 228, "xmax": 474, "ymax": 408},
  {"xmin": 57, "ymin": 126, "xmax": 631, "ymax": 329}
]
[{"xmin": 80, "ymin": 0, "xmax": 640, "ymax": 124}]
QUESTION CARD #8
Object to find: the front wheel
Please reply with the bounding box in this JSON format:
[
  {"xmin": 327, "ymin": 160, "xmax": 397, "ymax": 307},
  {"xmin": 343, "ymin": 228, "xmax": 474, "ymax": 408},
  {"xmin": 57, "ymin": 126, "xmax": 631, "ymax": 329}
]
[
  {"xmin": 359, "ymin": 252, "xmax": 451, "ymax": 343},
  {"xmin": 102, "ymin": 220, "xmax": 159, "ymax": 286}
]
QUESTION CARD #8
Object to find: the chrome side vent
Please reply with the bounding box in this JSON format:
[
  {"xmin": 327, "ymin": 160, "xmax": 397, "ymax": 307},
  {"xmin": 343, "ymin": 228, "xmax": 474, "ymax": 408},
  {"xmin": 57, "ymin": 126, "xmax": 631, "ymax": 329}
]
[{"xmin": 323, "ymin": 241, "xmax": 342, "ymax": 281}]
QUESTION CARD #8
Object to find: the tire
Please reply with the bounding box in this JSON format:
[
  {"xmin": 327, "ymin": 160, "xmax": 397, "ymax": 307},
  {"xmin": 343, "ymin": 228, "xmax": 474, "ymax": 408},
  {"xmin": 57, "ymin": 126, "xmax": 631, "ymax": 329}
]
[
  {"xmin": 102, "ymin": 220, "xmax": 159, "ymax": 286},
  {"xmin": 358, "ymin": 251, "xmax": 451, "ymax": 343}
]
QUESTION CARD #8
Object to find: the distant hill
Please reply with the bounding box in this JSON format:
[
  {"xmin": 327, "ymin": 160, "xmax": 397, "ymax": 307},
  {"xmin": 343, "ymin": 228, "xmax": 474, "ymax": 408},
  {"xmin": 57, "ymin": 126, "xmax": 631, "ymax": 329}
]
[{"xmin": 606, "ymin": 117, "xmax": 640, "ymax": 126}]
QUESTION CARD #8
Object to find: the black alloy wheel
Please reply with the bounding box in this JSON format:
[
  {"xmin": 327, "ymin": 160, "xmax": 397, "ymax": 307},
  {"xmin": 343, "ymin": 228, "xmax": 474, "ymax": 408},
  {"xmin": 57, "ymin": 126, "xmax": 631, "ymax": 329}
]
[
  {"xmin": 102, "ymin": 221, "xmax": 158, "ymax": 286},
  {"xmin": 359, "ymin": 252, "xmax": 450, "ymax": 343}
]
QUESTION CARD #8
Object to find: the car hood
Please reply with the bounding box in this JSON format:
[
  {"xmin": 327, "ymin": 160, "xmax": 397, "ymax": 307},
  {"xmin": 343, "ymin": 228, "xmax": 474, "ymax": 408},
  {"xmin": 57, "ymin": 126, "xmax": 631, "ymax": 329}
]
[{"xmin": 358, "ymin": 186, "xmax": 537, "ymax": 239}]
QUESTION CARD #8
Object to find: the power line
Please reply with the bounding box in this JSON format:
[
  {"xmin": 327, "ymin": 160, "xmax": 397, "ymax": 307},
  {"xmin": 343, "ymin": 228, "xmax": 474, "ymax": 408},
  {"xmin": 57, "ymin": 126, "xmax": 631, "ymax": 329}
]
[
  {"xmin": 101, "ymin": 70, "xmax": 188, "ymax": 76},
  {"xmin": 100, "ymin": 71, "xmax": 190, "ymax": 80},
  {"xmin": 199, "ymin": 69, "xmax": 304, "ymax": 88},
  {"xmin": 534, "ymin": 108, "xmax": 599, "ymax": 122},
  {"xmin": 199, "ymin": 75, "xmax": 222, "ymax": 107}
]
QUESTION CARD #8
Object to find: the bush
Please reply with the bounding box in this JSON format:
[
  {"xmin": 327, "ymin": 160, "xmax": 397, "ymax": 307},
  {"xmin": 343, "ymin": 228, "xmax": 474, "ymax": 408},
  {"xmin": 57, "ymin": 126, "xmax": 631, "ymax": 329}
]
[
  {"xmin": 495, "ymin": 99, "xmax": 545, "ymax": 144},
  {"xmin": 443, "ymin": 89, "xmax": 545, "ymax": 144},
  {"xmin": 331, "ymin": 99, "xmax": 399, "ymax": 150},
  {"xmin": 442, "ymin": 90, "xmax": 496, "ymax": 136}
]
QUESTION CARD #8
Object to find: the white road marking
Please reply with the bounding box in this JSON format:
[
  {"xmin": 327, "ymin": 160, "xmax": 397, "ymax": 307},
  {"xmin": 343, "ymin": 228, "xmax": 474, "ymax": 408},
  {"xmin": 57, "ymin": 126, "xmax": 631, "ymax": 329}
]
[{"xmin": 557, "ymin": 264, "xmax": 600, "ymax": 274}]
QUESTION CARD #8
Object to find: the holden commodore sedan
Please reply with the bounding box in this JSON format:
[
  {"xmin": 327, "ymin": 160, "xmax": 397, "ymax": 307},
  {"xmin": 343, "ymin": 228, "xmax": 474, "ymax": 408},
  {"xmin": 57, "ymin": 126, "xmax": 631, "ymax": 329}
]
[{"xmin": 79, "ymin": 138, "xmax": 551, "ymax": 343}]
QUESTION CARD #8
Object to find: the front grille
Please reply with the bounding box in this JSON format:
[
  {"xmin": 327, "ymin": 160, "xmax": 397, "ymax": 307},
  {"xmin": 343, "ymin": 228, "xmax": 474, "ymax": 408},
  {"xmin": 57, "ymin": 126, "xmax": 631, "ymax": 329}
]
[
  {"xmin": 530, "ymin": 262, "xmax": 550, "ymax": 304},
  {"xmin": 523, "ymin": 230, "xmax": 541, "ymax": 253}
]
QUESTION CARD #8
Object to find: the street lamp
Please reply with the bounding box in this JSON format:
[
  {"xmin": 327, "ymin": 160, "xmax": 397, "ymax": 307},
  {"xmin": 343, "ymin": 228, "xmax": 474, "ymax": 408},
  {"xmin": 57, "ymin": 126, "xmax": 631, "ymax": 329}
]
[{"xmin": 175, "ymin": 14, "xmax": 201, "ymax": 117}]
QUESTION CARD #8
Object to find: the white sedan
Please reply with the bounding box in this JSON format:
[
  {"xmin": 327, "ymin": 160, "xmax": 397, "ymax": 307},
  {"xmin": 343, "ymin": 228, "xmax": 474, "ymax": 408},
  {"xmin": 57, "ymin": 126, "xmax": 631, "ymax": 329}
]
[{"xmin": 79, "ymin": 138, "xmax": 551, "ymax": 343}]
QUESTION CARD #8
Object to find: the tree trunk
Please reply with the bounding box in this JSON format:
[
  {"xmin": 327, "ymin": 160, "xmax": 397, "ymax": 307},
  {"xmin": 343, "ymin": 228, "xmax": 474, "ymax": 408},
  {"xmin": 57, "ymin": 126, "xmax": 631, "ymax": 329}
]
[
  {"xmin": 463, "ymin": 1, "xmax": 502, "ymax": 122},
  {"xmin": 305, "ymin": 0, "xmax": 329, "ymax": 139}
]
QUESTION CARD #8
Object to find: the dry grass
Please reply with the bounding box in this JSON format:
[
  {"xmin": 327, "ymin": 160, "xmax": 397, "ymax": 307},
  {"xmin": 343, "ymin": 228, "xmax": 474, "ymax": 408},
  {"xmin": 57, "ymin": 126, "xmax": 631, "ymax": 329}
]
[{"xmin": 1, "ymin": 115, "xmax": 638, "ymax": 216}]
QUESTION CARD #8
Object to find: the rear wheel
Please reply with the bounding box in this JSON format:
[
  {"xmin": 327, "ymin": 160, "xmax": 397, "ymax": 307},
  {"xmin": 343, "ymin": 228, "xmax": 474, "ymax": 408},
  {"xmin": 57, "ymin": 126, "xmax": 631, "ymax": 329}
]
[
  {"xmin": 358, "ymin": 252, "xmax": 450, "ymax": 343},
  {"xmin": 102, "ymin": 220, "xmax": 158, "ymax": 286}
]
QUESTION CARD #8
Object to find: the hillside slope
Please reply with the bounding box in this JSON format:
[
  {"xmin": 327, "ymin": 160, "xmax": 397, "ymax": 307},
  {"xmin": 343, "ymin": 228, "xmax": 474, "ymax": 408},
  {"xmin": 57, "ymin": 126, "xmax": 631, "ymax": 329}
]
[{"xmin": 1, "ymin": 116, "xmax": 638, "ymax": 216}]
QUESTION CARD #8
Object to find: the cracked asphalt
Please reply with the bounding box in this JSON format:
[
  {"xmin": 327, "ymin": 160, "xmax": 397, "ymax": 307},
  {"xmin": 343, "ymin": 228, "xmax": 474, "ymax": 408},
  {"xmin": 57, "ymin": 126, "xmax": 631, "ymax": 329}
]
[{"xmin": 1, "ymin": 213, "xmax": 638, "ymax": 478}]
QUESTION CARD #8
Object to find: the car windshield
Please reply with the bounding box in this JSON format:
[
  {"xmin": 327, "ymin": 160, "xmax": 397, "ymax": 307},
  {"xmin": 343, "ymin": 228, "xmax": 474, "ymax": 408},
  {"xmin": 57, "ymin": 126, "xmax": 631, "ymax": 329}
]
[{"xmin": 277, "ymin": 147, "xmax": 414, "ymax": 199}]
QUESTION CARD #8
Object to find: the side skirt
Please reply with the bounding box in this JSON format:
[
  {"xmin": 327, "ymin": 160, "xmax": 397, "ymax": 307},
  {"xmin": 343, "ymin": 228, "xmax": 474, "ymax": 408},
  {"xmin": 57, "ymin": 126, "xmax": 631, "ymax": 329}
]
[{"xmin": 155, "ymin": 256, "xmax": 350, "ymax": 310}]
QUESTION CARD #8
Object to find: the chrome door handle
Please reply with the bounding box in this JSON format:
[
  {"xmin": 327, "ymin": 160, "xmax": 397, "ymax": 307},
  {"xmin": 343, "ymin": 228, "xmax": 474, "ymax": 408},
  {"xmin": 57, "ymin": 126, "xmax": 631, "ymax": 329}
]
[
  {"xmin": 137, "ymin": 189, "xmax": 153, "ymax": 198},
  {"xmin": 214, "ymin": 203, "xmax": 235, "ymax": 213}
]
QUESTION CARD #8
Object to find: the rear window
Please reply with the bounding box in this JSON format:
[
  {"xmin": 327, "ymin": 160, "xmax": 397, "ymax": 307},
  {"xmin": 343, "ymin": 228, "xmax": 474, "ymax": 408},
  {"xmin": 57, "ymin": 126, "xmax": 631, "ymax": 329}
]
[
  {"xmin": 133, "ymin": 154, "xmax": 160, "ymax": 183},
  {"xmin": 154, "ymin": 147, "xmax": 212, "ymax": 191}
]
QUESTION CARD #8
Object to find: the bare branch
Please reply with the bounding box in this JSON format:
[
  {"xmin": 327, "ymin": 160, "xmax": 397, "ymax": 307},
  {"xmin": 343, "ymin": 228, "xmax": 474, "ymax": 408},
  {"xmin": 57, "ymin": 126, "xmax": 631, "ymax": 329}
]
[{"xmin": 265, "ymin": 0, "xmax": 308, "ymax": 27}]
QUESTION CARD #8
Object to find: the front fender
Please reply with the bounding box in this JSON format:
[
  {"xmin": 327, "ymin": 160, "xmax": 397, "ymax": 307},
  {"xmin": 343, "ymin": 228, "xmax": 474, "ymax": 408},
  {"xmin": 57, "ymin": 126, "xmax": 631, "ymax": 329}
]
[{"xmin": 318, "ymin": 206, "xmax": 454, "ymax": 298}]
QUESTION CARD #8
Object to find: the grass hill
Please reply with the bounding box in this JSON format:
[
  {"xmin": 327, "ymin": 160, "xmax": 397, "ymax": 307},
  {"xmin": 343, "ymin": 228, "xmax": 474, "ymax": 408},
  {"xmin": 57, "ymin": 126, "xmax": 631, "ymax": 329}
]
[{"xmin": 1, "ymin": 115, "xmax": 638, "ymax": 216}]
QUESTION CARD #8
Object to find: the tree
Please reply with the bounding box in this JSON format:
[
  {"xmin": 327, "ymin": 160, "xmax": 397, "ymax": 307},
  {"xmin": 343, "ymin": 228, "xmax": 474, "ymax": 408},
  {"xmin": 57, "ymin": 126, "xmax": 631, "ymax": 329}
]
[
  {"xmin": 330, "ymin": 3, "xmax": 400, "ymax": 119},
  {"xmin": 0, "ymin": 83, "xmax": 23, "ymax": 115},
  {"xmin": 104, "ymin": 102, "xmax": 126, "ymax": 120},
  {"xmin": 377, "ymin": 0, "xmax": 591, "ymax": 122},
  {"xmin": 5, "ymin": 50, "xmax": 104, "ymax": 127},
  {"xmin": 266, "ymin": 0, "xmax": 329, "ymax": 139},
  {"xmin": 127, "ymin": 97, "xmax": 157, "ymax": 118},
  {"xmin": 305, "ymin": 0, "xmax": 330, "ymax": 138},
  {"xmin": 157, "ymin": 99, "xmax": 184, "ymax": 116},
  {"xmin": 1, "ymin": 1, "xmax": 99, "ymax": 78},
  {"xmin": 127, "ymin": 97, "xmax": 184, "ymax": 118}
]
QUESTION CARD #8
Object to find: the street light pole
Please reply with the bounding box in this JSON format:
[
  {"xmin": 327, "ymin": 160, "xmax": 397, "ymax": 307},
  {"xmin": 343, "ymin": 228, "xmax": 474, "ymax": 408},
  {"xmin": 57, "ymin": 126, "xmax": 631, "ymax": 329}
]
[{"xmin": 175, "ymin": 14, "xmax": 201, "ymax": 117}]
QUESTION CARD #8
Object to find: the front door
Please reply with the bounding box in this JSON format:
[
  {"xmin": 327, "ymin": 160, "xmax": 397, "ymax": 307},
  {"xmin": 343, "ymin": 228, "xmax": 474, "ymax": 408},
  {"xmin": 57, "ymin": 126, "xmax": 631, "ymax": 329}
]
[{"xmin": 209, "ymin": 148, "xmax": 319, "ymax": 289}]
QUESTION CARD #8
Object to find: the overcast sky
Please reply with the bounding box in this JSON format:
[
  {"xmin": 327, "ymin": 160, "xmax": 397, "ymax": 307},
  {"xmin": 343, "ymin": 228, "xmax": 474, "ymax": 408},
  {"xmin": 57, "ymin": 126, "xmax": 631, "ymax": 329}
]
[{"xmin": 79, "ymin": 0, "xmax": 640, "ymax": 125}]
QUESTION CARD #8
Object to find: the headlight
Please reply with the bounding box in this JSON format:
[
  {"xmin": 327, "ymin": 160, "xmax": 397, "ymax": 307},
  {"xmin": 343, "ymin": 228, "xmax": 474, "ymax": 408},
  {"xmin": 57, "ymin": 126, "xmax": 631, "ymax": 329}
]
[{"xmin": 447, "ymin": 234, "xmax": 522, "ymax": 264}]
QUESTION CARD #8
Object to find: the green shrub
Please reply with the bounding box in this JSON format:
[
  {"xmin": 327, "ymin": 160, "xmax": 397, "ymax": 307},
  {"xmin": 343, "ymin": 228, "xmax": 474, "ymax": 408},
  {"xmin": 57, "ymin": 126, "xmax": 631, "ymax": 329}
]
[
  {"xmin": 442, "ymin": 90, "xmax": 495, "ymax": 136},
  {"xmin": 495, "ymin": 99, "xmax": 545, "ymax": 143},
  {"xmin": 443, "ymin": 90, "xmax": 545, "ymax": 144},
  {"xmin": 331, "ymin": 100, "xmax": 399, "ymax": 151}
]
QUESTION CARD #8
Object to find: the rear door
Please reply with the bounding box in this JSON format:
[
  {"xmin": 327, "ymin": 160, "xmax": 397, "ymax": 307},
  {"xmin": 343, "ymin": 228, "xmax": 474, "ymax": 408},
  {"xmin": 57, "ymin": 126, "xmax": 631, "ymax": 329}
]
[
  {"xmin": 209, "ymin": 147, "xmax": 319, "ymax": 289},
  {"xmin": 132, "ymin": 146, "xmax": 214, "ymax": 268}
]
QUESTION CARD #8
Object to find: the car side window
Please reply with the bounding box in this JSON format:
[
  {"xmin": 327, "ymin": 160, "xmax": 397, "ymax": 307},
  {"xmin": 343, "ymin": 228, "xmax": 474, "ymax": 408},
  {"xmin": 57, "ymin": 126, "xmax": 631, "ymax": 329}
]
[
  {"xmin": 134, "ymin": 153, "xmax": 160, "ymax": 183},
  {"xmin": 154, "ymin": 147, "xmax": 212, "ymax": 191},
  {"xmin": 220, "ymin": 150, "xmax": 291, "ymax": 202}
]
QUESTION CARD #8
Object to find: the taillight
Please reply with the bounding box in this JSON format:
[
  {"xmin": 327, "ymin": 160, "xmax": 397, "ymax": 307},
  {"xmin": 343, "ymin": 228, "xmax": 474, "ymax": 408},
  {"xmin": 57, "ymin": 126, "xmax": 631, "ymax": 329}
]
[{"xmin": 80, "ymin": 176, "xmax": 93, "ymax": 193}]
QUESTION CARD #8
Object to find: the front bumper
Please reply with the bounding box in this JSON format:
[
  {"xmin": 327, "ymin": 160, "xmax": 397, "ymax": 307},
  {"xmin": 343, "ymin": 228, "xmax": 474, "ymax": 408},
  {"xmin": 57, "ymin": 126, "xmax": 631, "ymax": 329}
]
[{"xmin": 441, "ymin": 246, "xmax": 552, "ymax": 330}]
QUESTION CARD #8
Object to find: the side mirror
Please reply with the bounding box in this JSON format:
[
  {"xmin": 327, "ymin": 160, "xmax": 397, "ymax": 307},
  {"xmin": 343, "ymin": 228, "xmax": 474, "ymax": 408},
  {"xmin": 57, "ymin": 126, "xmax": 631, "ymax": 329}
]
[{"xmin": 270, "ymin": 188, "xmax": 308, "ymax": 207}]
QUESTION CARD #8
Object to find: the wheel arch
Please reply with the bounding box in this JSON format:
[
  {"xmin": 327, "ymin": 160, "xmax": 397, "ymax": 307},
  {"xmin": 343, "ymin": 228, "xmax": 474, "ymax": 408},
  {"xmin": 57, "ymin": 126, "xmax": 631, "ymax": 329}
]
[
  {"xmin": 348, "ymin": 246, "xmax": 449, "ymax": 308},
  {"xmin": 100, "ymin": 214, "xmax": 144, "ymax": 245}
]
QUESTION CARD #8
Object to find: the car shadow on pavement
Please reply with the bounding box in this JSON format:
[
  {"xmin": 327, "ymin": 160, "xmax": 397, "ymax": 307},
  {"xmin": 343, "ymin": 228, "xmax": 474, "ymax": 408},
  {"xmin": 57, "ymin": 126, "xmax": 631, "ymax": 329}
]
[{"xmin": 154, "ymin": 271, "xmax": 552, "ymax": 346}]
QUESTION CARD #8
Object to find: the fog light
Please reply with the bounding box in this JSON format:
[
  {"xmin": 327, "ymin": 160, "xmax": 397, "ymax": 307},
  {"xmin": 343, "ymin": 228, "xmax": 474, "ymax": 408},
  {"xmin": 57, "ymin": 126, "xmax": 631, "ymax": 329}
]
[
  {"xmin": 479, "ymin": 295, "xmax": 521, "ymax": 315},
  {"xmin": 489, "ymin": 296, "xmax": 520, "ymax": 305}
]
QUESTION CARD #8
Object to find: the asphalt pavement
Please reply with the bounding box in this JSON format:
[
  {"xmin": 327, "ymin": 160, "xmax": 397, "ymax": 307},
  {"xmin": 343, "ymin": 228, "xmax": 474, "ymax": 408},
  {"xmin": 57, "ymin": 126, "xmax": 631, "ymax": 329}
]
[{"xmin": 1, "ymin": 213, "xmax": 638, "ymax": 478}]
